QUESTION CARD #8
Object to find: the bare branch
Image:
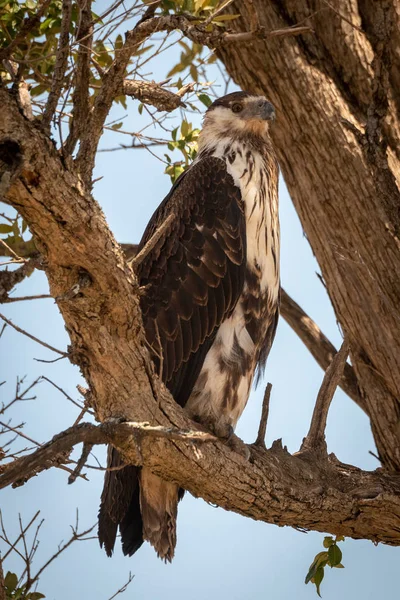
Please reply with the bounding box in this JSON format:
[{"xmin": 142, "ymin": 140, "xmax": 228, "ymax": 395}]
[
  {"xmin": 301, "ymin": 336, "xmax": 350, "ymax": 453},
  {"xmin": 280, "ymin": 288, "xmax": 363, "ymax": 410},
  {"xmin": 67, "ymin": 442, "xmax": 92, "ymax": 484},
  {"xmin": 0, "ymin": 555, "xmax": 5, "ymax": 600},
  {"xmin": 254, "ymin": 383, "xmax": 272, "ymax": 449},
  {"xmin": 121, "ymin": 80, "xmax": 194, "ymax": 112},
  {"xmin": 0, "ymin": 313, "xmax": 67, "ymax": 356},
  {"xmin": 42, "ymin": 0, "xmax": 72, "ymax": 131},
  {"xmin": 128, "ymin": 214, "xmax": 174, "ymax": 269},
  {"xmin": 1, "ymin": 510, "xmax": 40, "ymax": 562},
  {"xmin": 27, "ymin": 522, "xmax": 97, "ymax": 593},
  {"xmin": 0, "ymin": 259, "xmax": 38, "ymax": 303},
  {"xmin": 107, "ymin": 572, "xmax": 135, "ymax": 600}
]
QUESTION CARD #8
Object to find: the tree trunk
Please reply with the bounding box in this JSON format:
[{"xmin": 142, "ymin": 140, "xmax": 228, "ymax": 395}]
[{"xmin": 217, "ymin": 0, "xmax": 400, "ymax": 470}]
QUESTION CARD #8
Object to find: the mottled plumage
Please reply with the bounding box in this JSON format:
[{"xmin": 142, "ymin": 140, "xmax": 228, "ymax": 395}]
[{"xmin": 98, "ymin": 91, "xmax": 280, "ymax": 562}]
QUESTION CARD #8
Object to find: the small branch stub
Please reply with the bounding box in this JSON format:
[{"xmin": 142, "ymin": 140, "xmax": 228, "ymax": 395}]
[
  {"xmin": 301, "ymin": 336, "xmax": 350, "ymax": 453},
  {"xmin": 254, "ymin": 383, "xmax": 272, "ymax": 449}
]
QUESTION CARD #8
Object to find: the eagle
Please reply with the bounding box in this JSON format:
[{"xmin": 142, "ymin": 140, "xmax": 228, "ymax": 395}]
[{"xmin": 98, "ymin": 91, "xmax": 280, "ymax": 561}]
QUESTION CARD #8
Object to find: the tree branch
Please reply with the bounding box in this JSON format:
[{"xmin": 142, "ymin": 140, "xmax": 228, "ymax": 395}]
[
  {"xmin": 1, "ymin": 416, "xmax": 400, "ymax": 546},
  {"xmin": 301, "ymin": 336, "xmax": 350, "ymax": 453},
  {"xmin": 42, "ymin": 0, "xmax": 72, "ymax": 131},
  {"xmin": 121, "ymin": 80, "xmax": 194, "ymax": 112},
  {"xmin": 280, "ymin": 288, "xmax": 363, "ymax": 410},
  {"xmin": 63, "ymin": 0, "xmax": 93, "ymax": 156},
  {"xmin": 2, "ymin": 86, "xmax": 397, "ymax": 555}
]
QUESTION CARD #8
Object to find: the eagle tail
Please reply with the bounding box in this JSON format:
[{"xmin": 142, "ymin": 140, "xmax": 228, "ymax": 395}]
[
  {"xmin": 98, "ymin": 449, "xmax": 179, "ymax": 561},
  {"xmin": 139, "ymin": 469, "xmax": 179, "ymax": 562},
  {"xmin": 98, "ymin": 447, "xmax": 143, "ymax": 557}
]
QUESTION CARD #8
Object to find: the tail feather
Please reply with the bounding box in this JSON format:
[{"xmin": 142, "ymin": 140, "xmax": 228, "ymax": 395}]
[
  {"xmin": 98, "ymin": 447, "xmax": 143, "ymax": 557},
  {"xmin": 139, "ymin": 469, "xmax": 179, "ymax": 562},
  {"xmin": 98, "ymin": 447, "xmax": 180, "ymax": 561}
]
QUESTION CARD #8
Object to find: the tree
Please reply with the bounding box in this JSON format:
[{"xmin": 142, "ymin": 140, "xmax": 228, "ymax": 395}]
[{"xmin": 0, "ymin": 1, "xmax": 399, "ymax": 598}]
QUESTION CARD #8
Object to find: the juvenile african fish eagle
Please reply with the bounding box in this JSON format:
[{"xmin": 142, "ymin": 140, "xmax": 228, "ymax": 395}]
[{"xmin": 98, "ymin": 91, "xmax": 280, "ymax": 561}]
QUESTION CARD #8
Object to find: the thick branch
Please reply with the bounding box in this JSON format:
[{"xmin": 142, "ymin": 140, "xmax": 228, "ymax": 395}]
[
  {"xmin": 1, "ymin": 416, "xmax": 400, "ymax": 546},
  {"xmin": 63, "ymin": 0, "xmax": 93, "ymax": 156},
  {"xmin": 42, "ymin": 0, "xmax": 72, "ymax": 131}
]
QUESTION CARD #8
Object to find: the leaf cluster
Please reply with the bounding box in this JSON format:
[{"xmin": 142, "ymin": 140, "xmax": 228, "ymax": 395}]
[
  {"xmin": 305, "ymin": 536, "xmax": 345, "ymax": 597},
  {"xmin": 4, "ymin": 571, "xmax": 45, "ymax": 600}
]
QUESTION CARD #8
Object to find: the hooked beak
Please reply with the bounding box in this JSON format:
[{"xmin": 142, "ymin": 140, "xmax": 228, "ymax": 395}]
[{"xmin": 260, "ymin": 100, "xmax": 276, "ymax": 121}]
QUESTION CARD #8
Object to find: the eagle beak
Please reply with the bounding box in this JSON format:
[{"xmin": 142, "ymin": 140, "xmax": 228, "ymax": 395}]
[{"xmin": 260, "ymin": 100, "xmax": 276, "ymax": 121}]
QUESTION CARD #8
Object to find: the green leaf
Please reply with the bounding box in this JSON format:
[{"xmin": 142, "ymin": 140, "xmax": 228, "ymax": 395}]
[
  {"xmin": 212, "ymin": 13, "xmax": 240, "ymax": 21},
  {"xmin": 181, "ymin": 120, "xmax": 190, "ymax": 138},
  {"xmin": 0, "ymin": 224, "xmax": 13, "ymax": 233},
  {"xmin": 27, "ymin": 592, "xmax": 46, "ymax": 600},
  {"xmin": 328, "ymin": 544, "xmax": 342, "ymax": 567},
  {"xmin": 305, "ymin": 552, "xmax": 328, "ymax": 584},
  {"xmin": 335, "ymin": 535, "xmax": 345, "ymax": 542},
  {"xmin": 333, "ymin": 563, "xmax": 345, "ymax": 569},
  {"xmin": 189, "ymin": 63, "xmax": 198, "ymax": 82},
  {"xmin": 111, "ymin": 122, "xmax": 123, "ymax": 130},
  {"xmin": 312, "ymin": 566, "xmax": 324, "ymax": 598},
  {"xmin": 115, "ymin": 33, "xmax": 123, "ymax": 51},
  {"xmin": 198, "ymin": 93, "xmax": 212, "ymax": 107},
  {"xmin": 138, "ymin": 103, "xmax": 144, "ymax": 115},
  {"xmin": 323, "ymin": 536, "xmax": 334, "ymax": 548},
  {"xmin": 4, "ymin": 572, "xmax": 18, "ymax": 593}
]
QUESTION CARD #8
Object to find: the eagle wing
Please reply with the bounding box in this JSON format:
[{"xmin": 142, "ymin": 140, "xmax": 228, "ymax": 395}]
[{"xmin": 136, "ymin": 155, "xmax": 246, "ymax": 406}]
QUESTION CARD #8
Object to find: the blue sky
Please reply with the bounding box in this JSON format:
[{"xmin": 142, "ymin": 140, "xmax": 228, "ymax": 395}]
[{"xmin": 1, "ymin": 5, "xmax": 399, "ymax": 599}]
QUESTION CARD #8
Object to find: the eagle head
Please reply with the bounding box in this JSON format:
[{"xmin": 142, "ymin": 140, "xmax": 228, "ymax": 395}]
[{"xmin": 199, "ymin": 91, "xmax": 275, "ymax": 148}]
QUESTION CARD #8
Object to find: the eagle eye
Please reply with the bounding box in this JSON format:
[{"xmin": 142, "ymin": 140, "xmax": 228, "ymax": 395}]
[{"xmin": 231, "ymin": 102, "xmax": 243, "ymax": 114}]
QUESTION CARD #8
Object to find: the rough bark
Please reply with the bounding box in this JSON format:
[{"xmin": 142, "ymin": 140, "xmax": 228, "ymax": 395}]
[
  {"xmin": 2, "ymin": 87, "xmax": 400, "ymax": 546},
  {"xmin": 217, "ymin": 0, "xmax": 400, "ymax": 470}
]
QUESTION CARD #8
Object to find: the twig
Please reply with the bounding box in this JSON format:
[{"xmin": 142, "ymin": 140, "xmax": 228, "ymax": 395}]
[
  {"xmin": 254, "ymin": 383, "xmax": 272, "ymax": 449},
  {"xmin": 204, "ymin": 0, "xmax": 235, "ymax": 26},
  {"xmin": 26, "ymin": 522, "xmax": 97, "ymax": 593},
  {"xmin": 0, "ymin": 312, "xmax": 68, "ymax": 357},
  {"xmin": 41, "ymin": 376, "xmax": 85, "ymax": 410},
  {"xmin": 0, "ymin": 259, "xmax": 38, "ymax": 303},
  {"xmin": 3, "ymin": 294, "xmax": 51, "ymax": 303},
  {"xmin": 0, "ymin": 0, "xmax": 52, "ymax": 61},
  {"xmin": 68, "ymin": 442, "xmax": 92, "ymax": 484},
  {"xmin": 42, "ymin": 0, "xmax": 72, "ymax": 130},
  {"xmin": 108, "ymin": 572, "xmax": 135, "ymax": 600},
  {"xmin": 1, "ymin": 511, "xmax": 40, "ymax": 561},
  {"xmin": 0, "ymin": 555, "xmax": 5, "ymax": 600},
  {"xmin": 300, "ymin": 336, "xmax": 350, "ymax": 453},
  {"xmin": 0, "ymin": 238, "xmax": 24, "ymax": 262},
  {"xmin": 280, "ymin": 288, "xmax": 363, "ymax": 410},
  {"xmin": 129, "ymin": 214, "xmax": 174, "ymax": 269}
]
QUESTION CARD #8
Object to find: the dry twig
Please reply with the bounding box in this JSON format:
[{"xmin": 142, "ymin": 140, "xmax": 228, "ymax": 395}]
[
  {"xmin": 0, "ymin": 313, "xmax": 67, "ymax": 357},
  {"xmin": 300, "ymin": 336, "xmax": 350, "ymax": 453},
  {"xmin": 254, "ymin": 383, "xmax": 272, "ymax": 449}
]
